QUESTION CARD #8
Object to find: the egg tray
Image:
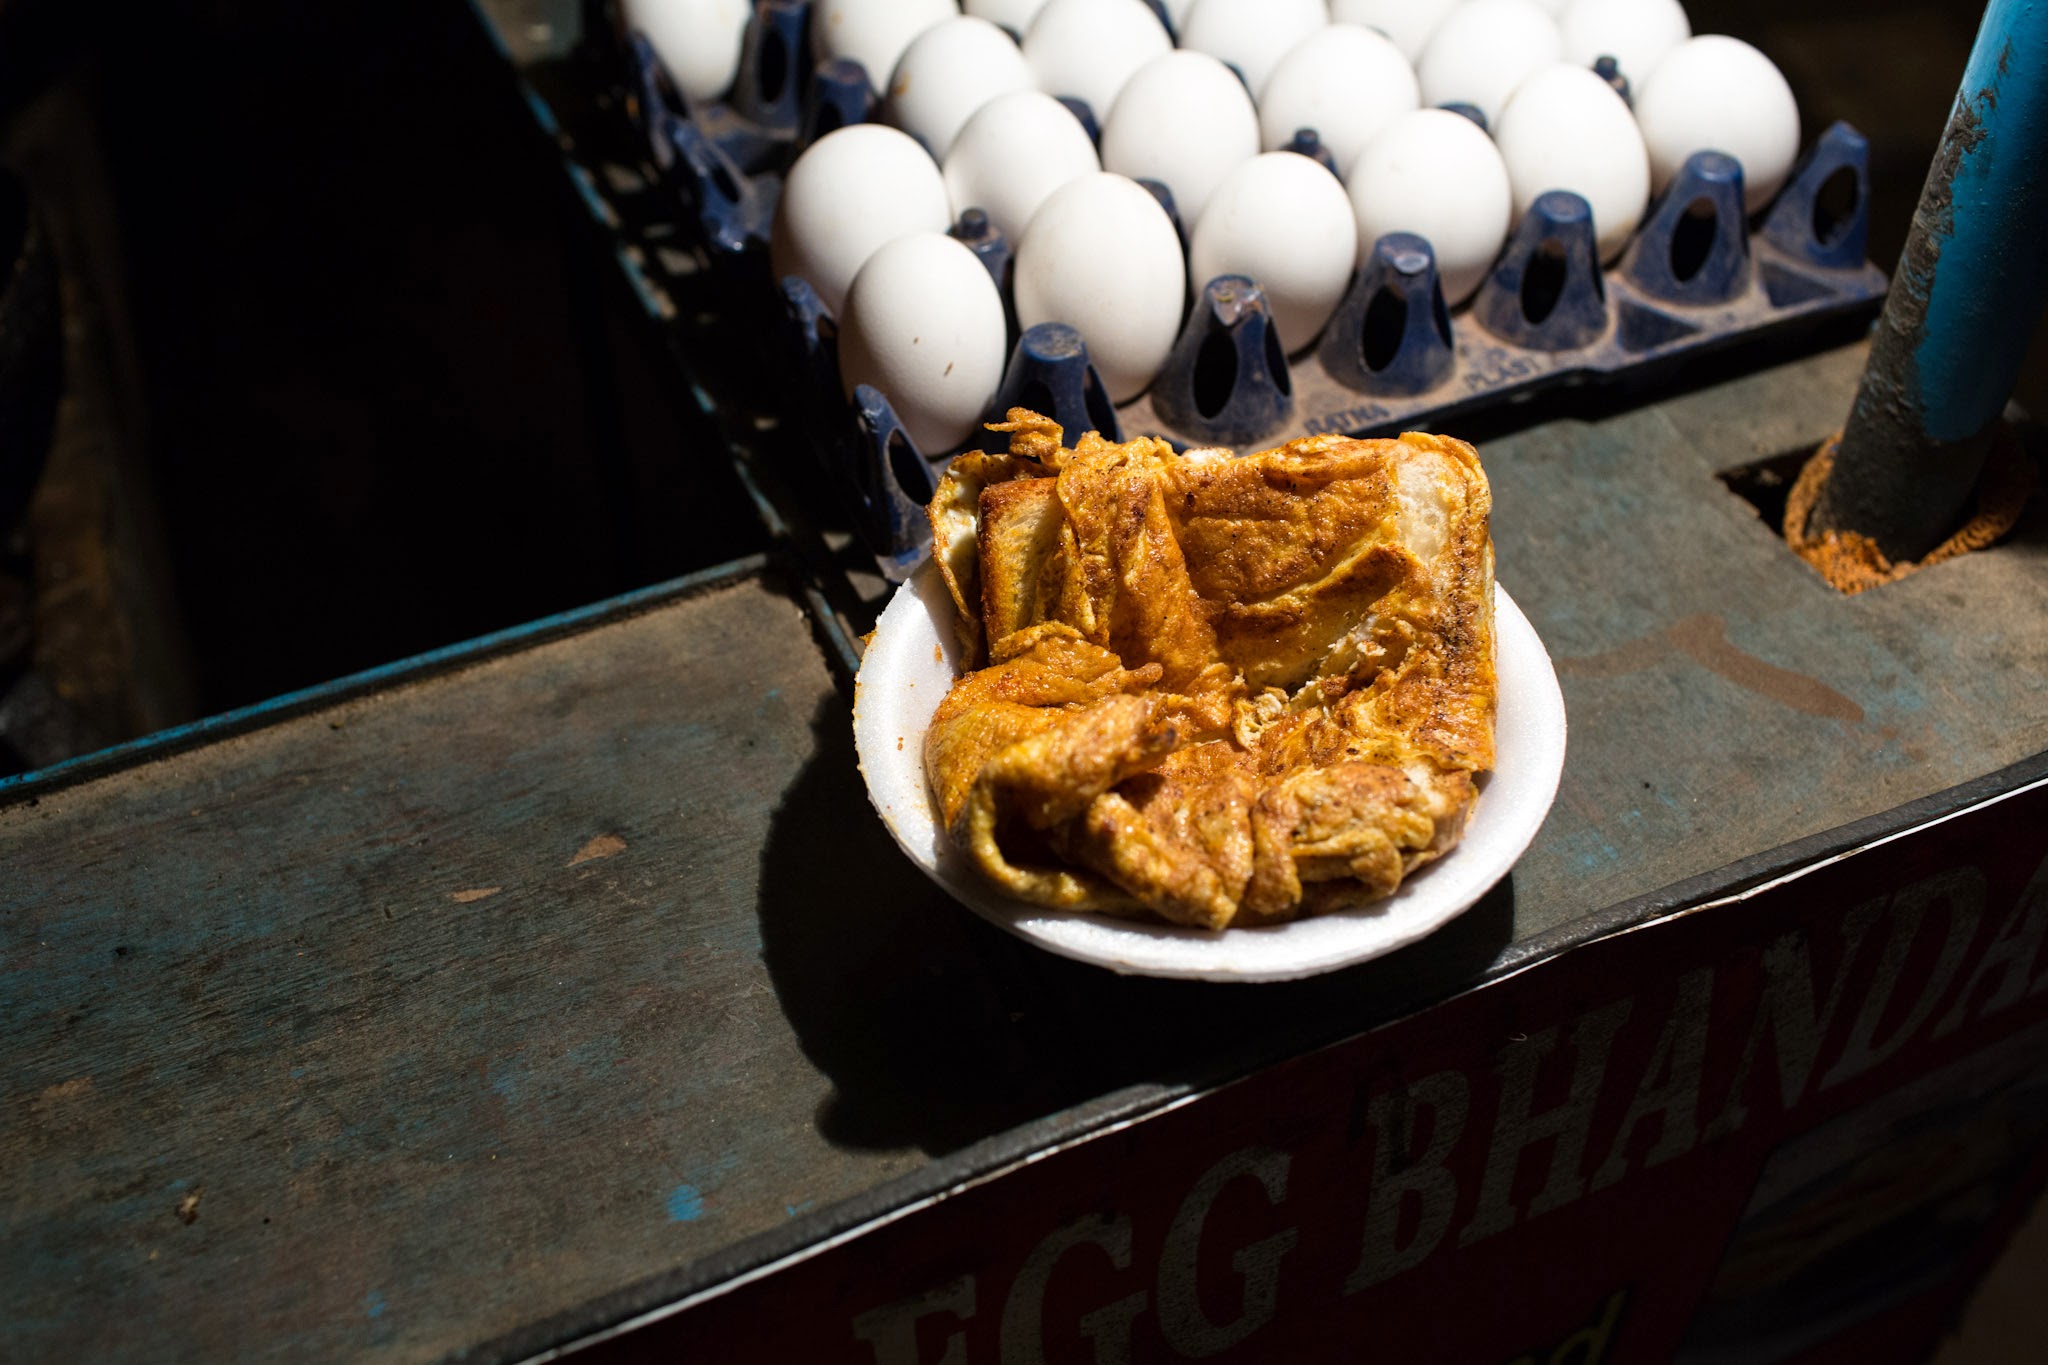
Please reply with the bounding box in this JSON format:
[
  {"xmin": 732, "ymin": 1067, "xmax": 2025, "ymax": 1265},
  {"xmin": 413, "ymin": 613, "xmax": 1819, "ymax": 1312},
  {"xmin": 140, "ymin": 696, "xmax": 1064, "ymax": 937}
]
[{"xmin": 615, "ymin": 10, "xmax": 1888, "ymax": 575}]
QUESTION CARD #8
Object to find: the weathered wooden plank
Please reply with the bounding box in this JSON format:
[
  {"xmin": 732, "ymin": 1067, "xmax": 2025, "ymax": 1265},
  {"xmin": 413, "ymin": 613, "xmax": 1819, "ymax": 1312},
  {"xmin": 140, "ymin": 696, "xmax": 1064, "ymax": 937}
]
[
  {"xmin": 0, "ymin": 569, "xmax": 1023, "ymax": 1363},
  {"xmin": 7, "ymin": 346, "xmax": 2048, "ymax": 1364},
  {"xmin": 1484, "ymin": 340, "xmax": 2048, "ymax": 927}
]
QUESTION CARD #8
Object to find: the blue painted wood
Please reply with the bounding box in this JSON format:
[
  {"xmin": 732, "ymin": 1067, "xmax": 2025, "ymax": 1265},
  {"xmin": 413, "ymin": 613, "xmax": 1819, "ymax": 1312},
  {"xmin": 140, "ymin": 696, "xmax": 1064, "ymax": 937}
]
[
  {"xmin": 10, "ymin": 342, "xmax": 2048, "ymax": 1364},
  {"xmin": 2, "ymin": 567, "xmax": 1017, "ymax": 1363}
]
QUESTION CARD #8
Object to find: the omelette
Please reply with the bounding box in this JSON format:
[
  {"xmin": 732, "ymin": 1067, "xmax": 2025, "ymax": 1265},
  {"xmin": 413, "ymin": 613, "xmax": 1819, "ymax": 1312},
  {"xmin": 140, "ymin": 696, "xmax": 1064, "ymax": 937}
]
[{"xmin": 923, "ymin": 410, "xmax": 1496, "ymax": 930}]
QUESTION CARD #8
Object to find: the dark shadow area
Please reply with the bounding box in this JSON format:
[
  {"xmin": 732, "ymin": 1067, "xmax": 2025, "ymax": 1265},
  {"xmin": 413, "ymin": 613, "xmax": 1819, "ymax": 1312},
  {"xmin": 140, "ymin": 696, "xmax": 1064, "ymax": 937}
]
[
  {"xmin": 2013, "ymin": 422, "xmax": 2048, "ymax": 561},
  {"xmin": 1192, "ymin": 325, "xmax": 1239, "ymax": 420},
  {"xmin": 754, "ymin": 692, "xmax": 1079, "ymax": 1154},
  {"xmin": 77, "ymin": 0, "xmax": 763, "ymax": 715},
  {"xmin": 757, "ymin": 689, "xmax": 1521, "ymax": 1156},
  {"xmin": 1003, "ymin": 870, "xmax": 1521, "ymax": 1106},
  {"xmin": 1360, "ymin": 287, "xmax": 1407, "ymax": 374},
  {"xmin": 1521, "ymin": 240, "xmax": 1569, "ymax": 326},
  {"xmin": 1669, "ymin": 199, "xmax": 1719, "ymax": 284},
  {"xmin": 1720, "ymin": 420, "xmax": 2047, "ymax": 570},
  {"xmin": 1720, "ymin": 447, "xmax": 1817, "ymax": 532}
]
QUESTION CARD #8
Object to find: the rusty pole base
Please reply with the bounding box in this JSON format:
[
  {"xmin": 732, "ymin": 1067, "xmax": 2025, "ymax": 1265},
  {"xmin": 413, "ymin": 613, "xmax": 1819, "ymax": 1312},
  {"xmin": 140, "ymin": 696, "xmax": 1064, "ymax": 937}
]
[{"xmin": 1784, "ymin": 424, "xmax": 2035, "ymax": 594}]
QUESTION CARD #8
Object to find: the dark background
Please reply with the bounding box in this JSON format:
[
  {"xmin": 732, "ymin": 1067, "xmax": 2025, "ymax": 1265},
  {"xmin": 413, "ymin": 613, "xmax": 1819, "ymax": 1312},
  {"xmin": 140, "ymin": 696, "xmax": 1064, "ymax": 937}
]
[
  {"xmin": 75, "ymin": 0, "xmax": 765, "ymax": 701},
  {"xmin": 1, "ymin": 0, "xmax": 767, "ymax": 765},
  {"xmin": 0, "ymin": 0, "xmax": 2036, "ymax": 759}
]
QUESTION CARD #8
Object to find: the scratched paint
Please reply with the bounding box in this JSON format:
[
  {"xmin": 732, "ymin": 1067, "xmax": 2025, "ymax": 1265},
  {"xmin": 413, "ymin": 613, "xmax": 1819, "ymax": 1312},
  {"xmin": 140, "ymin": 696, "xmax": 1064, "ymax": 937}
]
[
  {"xmin": 567, "ymin": 834, "xmax": 627, "ymax": 867},
  {"xmin": 1814, "ymin": 0, "xmax": 2048, "ymax": 556},
  {"xmin": 666, "ymin": 1185, "xmax": 704, "ymax": 1222},
  {"xmin": 662, "ymin": 1150, "xmax": 747, "ymax": 1224},
  {"xmin": 1915, "ymin": 8, "xmax": 2048, "ymax": 442},
  {"xmin": 488, "ymin": 1056, "xmax": 526, "ymax": 1103},
  {"xmin": 680, "ymin": 1152, "xmax": 742, "ymax": 1187}
]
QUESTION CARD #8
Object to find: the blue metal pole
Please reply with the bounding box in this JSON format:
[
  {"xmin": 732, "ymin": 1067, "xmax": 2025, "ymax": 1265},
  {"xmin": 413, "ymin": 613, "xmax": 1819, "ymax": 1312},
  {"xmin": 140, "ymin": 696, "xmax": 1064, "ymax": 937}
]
[{"xmin": 1810, "ymin": 0, "xmax": 2048, "ymax": 559}]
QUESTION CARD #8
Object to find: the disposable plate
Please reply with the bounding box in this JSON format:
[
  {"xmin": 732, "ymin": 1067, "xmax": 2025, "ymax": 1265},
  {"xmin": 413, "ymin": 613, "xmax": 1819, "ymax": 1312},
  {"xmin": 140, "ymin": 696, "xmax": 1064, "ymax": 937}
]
[{"xmin": 852, "ymin": 562, "xmax": 1566, "ymax": 981}]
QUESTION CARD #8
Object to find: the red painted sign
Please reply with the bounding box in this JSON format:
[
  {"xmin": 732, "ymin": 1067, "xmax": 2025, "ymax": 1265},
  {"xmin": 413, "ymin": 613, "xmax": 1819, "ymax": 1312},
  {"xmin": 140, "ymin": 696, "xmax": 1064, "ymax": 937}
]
[{"xmin": 562, "ymin": 775, "xmax": 2048, "ymax": 1364}]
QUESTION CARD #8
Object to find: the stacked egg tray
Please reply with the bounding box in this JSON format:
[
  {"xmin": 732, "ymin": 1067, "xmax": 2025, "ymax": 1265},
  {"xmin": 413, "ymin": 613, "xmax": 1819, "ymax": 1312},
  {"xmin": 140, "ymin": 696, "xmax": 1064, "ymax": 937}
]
[{"xmin": 613, "ymin": 3, "xmax": 1886, "ymax": 577}]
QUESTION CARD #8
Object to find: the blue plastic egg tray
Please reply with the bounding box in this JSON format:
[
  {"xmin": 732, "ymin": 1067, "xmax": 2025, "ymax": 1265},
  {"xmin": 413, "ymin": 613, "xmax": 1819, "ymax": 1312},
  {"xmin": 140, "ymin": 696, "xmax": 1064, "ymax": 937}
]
[{"xmin": 614, "ymin": 1, "xmax": 1888, "ymax": 576}]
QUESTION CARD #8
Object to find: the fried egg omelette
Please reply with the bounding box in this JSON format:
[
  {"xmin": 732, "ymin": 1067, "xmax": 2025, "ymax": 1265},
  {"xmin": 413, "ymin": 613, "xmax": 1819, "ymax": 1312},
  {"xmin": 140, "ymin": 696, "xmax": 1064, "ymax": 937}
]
[{"xmin": 923, "ymin": 410, "xmax": 1496, "ymax": 930}]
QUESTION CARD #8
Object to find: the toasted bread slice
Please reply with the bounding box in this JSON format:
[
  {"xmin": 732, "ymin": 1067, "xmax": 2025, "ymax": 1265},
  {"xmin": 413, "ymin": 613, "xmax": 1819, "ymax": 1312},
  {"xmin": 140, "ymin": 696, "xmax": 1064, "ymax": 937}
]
[{"xmin": 978, "ymin": 476, "xmax": 1063, "ymax": 646}]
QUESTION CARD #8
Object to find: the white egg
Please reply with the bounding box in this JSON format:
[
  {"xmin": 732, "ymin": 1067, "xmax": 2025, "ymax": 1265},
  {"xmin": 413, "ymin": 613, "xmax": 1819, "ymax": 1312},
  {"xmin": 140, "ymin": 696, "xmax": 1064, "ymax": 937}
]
[
  {"xmin": 964, "ymin": 0, "xmax": 1050, "ymax": 35},
  {"xmin": 1101, "ymin": 50, "xmax": 1260, "ymax": 225},
  {"xmin": 1257, "ymin": 25, "xmax": 1418, "ymax": 173},
  {"xmin": 1329, "ymin": 0, "xmax": 1459, "ymax": 63},
  {"xmin": 839, "ymin": 233, "xmax": 1008, "ymax": 454},
  {"xmin": 944, "ymin": 92, "xmax": 1101, "ymax": 245},
  {"xmin": 1526, "ymin": 0, "xmax": 1571, "ymax": 12},
  {"xmin": 1559, "ymin": 0, "xmax": 1690, "ymax": 86},
  {"xmin": 1177, "ymin": 0, "xmax": 1329, "ymax": 98},
  {"xmin": 1348, "ymin": 108, "xmax": 1513, "ymax": 305},
  {"xmin": 1023, "ymin": 0, "xmax": 1173, "ymax": 124},
  {"xmin": 1415, "ymin": 0, "xmax": 1562, "ymax": 128},
  {"xmin": 1494, "ymin": 63, "xmax": 1649, "ymax": 262},
  {"xmin": 1015, "ymin": 173, "xmax": 1187, "ymax": 402},
  {"xmin": 770, "ymin": 124, "xmax": 952, "ymax": 316},
  {"xmin": 1191, "ymin": 153, "xmax": 1357, "ymax": 353},
  {"xmin": 887, "ymin": 17, "xmax": 1034, "ymax": 160},
  {"xmin": 1635, "ymin": 35, "xmax": 1800, "ymax": 212},
  {"xmin": 811, "ymin": 0, "xmax": 959, "ymax": 95},
  {"xmin": 621, "ymin": 0, "xmax": 750, "ymax": 104}
]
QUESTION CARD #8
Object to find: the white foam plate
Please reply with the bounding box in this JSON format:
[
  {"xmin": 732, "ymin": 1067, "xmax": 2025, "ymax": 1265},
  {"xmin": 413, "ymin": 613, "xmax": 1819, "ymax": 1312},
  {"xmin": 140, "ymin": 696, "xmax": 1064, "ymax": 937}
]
[{"xmin": 852, "ymin": 562, "xmax": 1567, "ymax": 982}]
